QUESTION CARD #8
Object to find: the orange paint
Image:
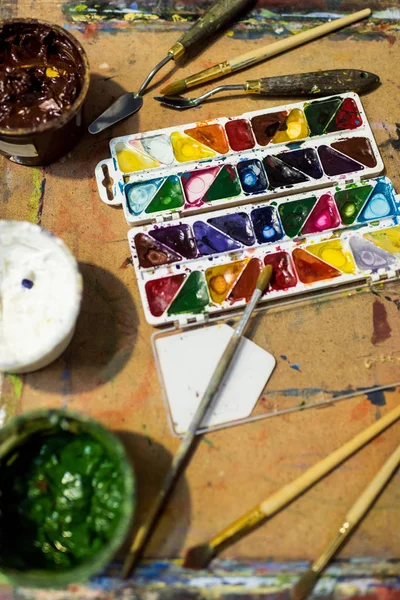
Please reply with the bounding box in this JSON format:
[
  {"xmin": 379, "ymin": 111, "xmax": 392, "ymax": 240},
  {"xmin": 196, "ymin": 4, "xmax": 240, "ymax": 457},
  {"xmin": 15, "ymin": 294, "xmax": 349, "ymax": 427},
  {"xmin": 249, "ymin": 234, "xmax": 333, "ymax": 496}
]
[
  {"xmin": 292, "ymin": 248, "xmax": 341, "ymax": 284},
  {"xmin": 185, "ymin": 123, "xmax": 229, "ymax": 154},
  {"xmin": 350, "ymin": 400, "xmax": 372, "ymax": 422}
]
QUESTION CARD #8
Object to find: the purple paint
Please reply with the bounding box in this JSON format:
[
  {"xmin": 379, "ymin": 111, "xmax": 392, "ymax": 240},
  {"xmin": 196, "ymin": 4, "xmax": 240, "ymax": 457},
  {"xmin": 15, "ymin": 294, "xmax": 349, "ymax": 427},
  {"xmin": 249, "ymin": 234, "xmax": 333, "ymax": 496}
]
[{"xmin": 193, "ymin": 221, "xmax": 242, "ymax": 255}]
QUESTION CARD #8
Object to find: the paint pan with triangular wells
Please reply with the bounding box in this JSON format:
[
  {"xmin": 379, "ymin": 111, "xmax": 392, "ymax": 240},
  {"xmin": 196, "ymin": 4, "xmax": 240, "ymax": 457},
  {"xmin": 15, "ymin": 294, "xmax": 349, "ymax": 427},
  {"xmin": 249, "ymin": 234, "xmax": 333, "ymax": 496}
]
[
  {"xmin": 95, "ymin": 93, "xmax": 400, "ymax": 435},
  {"xmin": 95, "ymin": 93, "xmax": 383, "ymax": 222}
]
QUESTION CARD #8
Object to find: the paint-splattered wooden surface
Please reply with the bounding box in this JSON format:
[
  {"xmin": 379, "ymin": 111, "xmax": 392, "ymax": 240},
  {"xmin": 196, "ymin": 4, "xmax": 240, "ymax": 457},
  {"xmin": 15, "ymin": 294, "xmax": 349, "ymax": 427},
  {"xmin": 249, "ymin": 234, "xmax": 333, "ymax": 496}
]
[{"xmin": 1, "ymin": 1, "xmax": 400, "ymax": 593}]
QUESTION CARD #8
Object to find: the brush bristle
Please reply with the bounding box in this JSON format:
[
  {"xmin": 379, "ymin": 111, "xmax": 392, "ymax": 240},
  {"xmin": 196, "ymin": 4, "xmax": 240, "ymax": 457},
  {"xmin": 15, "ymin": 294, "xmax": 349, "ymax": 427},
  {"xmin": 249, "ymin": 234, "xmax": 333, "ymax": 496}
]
[
  {"xmin": 160, "ymin": 79, "xmax": 187, "ymax": 96},
  {"xmin": 256, "ymin": 264, "xmax": 273, "ymax": 293},
  {"xmin": 184, "ymin": 544, "xmax": 216, "ymax": 570},
  {"xmin": 292, "ymin": 570, "xmax": 319, "ymax": 600}
]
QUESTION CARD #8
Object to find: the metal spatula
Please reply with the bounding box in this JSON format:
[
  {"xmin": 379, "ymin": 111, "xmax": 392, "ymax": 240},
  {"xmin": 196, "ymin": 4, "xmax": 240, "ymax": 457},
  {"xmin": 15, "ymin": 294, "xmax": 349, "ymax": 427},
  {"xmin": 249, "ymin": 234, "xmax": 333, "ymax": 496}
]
[
  {"xmin": 88, "ymin": 0, "xmax": 254, "ymax": 134},
  {"xmin": 155, "ymin": 69, "xmax": 380, "ymax": 110}
]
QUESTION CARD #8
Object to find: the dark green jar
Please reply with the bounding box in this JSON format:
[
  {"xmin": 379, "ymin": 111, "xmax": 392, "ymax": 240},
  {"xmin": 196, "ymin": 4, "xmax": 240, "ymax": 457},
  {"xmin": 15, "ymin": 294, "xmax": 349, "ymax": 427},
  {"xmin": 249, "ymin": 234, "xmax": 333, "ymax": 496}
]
[{"xmin": 0, "ymin": 410, "xmax": 135, "ymax": 587}]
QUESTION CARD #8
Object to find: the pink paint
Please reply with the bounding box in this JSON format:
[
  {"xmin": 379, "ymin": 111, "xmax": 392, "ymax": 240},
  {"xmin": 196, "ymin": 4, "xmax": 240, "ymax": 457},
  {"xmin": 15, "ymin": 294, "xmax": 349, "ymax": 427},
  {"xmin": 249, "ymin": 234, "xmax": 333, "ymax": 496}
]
[
  {"xmin": 225, "ymin": 119, "xmax": 255, "ymax": 151},
  {"xmin": 181, "ymin": 167, "xmax": 220, "ymax": 207},
  {"xmin": 301, "ymin": 193, "xmax": 341, "ymax": 234}
]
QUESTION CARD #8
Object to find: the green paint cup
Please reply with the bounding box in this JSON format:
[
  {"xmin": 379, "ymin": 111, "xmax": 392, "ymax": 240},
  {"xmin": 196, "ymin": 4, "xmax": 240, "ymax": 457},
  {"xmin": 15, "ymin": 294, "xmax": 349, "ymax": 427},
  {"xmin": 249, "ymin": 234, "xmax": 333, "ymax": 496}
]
[{"xmin": 0, "ymin": 410, "xmax": 135, "ymax": 587}]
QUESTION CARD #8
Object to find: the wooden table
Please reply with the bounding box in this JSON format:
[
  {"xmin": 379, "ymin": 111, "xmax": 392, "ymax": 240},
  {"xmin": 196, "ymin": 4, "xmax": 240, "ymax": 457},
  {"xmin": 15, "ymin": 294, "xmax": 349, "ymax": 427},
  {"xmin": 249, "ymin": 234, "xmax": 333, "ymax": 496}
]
[{"xmin": 1, "ymin": 1, "xmax": 400, "ymax": 597}]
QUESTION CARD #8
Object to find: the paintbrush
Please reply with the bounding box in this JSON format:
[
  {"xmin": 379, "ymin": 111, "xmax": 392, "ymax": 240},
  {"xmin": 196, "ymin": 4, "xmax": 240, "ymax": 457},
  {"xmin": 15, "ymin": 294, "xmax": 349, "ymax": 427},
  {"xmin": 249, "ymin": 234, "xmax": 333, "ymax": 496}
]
[
  {"xmin": 121, "ymin": 264, "xmax": 273, "ymax": 578},
  {"xmin": 184, "ymin": 401, "xmax": 400, "ymax": 569},
  {"xmin": 161, "ymin": 9, "xmax": 371, "ymax": 96},
  {"xmin": 292, "ymin": 442, "xmax": 400, "ymax": 600}
]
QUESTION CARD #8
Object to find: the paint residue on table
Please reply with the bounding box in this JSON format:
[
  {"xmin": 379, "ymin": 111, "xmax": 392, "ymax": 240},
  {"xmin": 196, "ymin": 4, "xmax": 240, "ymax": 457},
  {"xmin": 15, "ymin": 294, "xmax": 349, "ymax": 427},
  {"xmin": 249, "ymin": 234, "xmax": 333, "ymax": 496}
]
[{"xmin": 371, "ymin": 299, "xmax": 392, "ymax": 345}]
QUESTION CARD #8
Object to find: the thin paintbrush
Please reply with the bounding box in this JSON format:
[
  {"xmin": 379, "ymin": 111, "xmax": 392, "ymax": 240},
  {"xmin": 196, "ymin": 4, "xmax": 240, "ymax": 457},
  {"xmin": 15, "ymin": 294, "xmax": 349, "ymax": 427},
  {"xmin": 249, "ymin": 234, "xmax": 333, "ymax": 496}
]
[
  {"xmin": 121, "ymin": 264, "xmax": 273, "ymax": 579},
  {"xmin": 161, "ymin": 9, "xmax": 371, "ymax": 96},
  {"xmin": 184, "ymin": 401, "xmax": 400, "ymax": 569},
  {"xmin": 292, "ymin": 443, "xmax": 400, "ymax": 600}
]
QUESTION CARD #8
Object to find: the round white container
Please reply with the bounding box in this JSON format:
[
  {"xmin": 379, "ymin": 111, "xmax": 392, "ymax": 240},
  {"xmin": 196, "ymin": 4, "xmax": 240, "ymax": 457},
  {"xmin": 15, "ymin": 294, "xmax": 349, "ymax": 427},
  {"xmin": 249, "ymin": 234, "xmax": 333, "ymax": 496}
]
[{"xmin": 0, "ymin": 221, "xmax": 82, "ymax": 373}]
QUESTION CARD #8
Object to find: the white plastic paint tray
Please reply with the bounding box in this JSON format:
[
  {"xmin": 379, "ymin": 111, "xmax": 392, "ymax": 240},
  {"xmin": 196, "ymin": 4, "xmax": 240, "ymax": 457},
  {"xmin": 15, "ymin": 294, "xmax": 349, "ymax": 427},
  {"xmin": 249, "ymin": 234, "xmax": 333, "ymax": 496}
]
[{"xmin": 95, "ymin": 93, "xmax": 400, "ymax": 435}]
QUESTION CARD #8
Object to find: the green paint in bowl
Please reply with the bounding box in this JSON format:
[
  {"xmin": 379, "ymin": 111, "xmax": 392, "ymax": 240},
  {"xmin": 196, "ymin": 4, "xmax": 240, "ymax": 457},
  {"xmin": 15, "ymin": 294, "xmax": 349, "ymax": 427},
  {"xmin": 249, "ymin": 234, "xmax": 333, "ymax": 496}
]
[{"xmin": 0, "ymin": 410, "xmax": 135, "ymax": 587}]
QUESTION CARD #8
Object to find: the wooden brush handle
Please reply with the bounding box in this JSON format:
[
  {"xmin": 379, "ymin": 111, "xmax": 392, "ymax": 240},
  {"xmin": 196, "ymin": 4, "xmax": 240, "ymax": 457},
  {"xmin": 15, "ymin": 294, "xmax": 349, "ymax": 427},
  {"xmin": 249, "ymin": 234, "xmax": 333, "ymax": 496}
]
[
  {"xmin": 247, "ymin": 70, "xmax": 379, "ymax": 97},
  {"xmin": 174, "ymin": 0, "xmax": 254, "ymax": 57},
  {"xmin": 346, "ymin": 443, "xmax": 400, "ymax": 524},
  {"xmin": 228, "ymin": 9, "xmax": 371, "ymax": 72}
]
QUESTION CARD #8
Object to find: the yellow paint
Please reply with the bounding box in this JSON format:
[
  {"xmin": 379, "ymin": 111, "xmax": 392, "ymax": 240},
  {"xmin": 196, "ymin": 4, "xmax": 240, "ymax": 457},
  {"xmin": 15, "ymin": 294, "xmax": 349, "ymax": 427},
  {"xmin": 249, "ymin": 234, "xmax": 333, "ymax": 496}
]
[
  {"xmin": 206, "ymin": 260, "xmax": 247, "ymax": 303},
  {"xmin": 170, "ymin": 131, "xmax": 216, "ymax": 163},
  {"xmin": 28, "ymin": 168, "xmax": 43, "ymax": 224},
  {"xmin": 365, "ymin": 225, "xmax": 400, "ymax": 255},
  {"xmin": 306, "ymin": 240, "xmax": 355, "ymax": 274},
  {"xmin": 273, "ymin": 109, "xmax": 309, "ymax": 143},
  {"xmin": 116, "ymin": 144, "xmax": 160, "ymax": 173}
]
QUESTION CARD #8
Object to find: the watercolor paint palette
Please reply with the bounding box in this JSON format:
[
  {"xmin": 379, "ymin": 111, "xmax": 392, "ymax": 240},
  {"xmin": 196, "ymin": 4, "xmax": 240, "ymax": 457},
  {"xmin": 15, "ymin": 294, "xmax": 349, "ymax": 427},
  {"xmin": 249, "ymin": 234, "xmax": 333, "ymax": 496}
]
[
  {"xmin": 129, "ymin": 176, "xmax": 400, "ymax": 326},
  {"xmin": 96, "ymin": 93, "xmax": 383, "ymax": 225}
]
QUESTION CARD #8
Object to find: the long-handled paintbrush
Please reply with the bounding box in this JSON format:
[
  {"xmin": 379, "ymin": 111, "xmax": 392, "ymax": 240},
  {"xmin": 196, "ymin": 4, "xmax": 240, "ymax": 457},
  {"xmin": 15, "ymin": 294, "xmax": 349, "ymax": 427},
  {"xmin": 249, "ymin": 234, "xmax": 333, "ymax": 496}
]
[
  {"xmin": 184, "ymin": 401, "xmax": 400, "ymax": 569},
  {"xmin": 292, "ymin": 443, "xmax": 400, "ymax": 600},
  {"xmin": 161, "ymin": 9, "xmax": 371, "ymax": 96},
  {"xmin": 121, "ymin": 264, "xmax": 273, "ymax": 578}
]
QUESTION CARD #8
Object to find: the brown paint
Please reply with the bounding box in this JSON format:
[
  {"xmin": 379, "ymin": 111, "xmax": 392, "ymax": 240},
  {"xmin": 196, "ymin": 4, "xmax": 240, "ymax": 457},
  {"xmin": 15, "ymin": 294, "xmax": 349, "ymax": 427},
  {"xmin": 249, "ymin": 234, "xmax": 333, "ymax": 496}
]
[
  {"xmin": 184, "ymin": 123, "xmax": 229, "ymax": 154},
  {"xmin": 371, "ymin": 299, "xmax": 392, "ymax": 345},
  {"xmin": 331, "ymin": 137, "xmax": 377, "ymax": 168},
  {"xmin": 251, "ymin": 111, "xmax": 288, "ymax": 146}
]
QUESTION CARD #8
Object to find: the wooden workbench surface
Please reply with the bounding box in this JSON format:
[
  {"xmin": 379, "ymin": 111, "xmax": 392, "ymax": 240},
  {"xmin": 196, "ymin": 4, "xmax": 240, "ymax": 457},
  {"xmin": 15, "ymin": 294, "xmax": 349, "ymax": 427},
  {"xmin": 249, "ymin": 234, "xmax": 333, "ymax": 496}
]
[{"xmin": 1, "ymin": 1, "xmax": 400, "ymax": 565}]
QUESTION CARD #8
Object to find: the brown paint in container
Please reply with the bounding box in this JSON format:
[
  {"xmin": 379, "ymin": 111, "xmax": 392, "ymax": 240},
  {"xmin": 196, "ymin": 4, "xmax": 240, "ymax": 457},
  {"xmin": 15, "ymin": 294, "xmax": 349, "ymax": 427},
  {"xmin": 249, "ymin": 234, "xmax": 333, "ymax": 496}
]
[{"xmin": 0, "ymin": 19, "xmax": 90, "ymax": 166}]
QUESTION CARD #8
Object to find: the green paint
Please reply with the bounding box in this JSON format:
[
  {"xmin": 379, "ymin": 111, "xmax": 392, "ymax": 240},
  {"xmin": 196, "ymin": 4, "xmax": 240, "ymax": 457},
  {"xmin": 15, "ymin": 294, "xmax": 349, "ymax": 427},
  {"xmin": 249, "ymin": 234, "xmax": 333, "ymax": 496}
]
[
  {"xmin": 7, "ymin": 374, "xmax": 23, "ymax": 401},
  {"xmin": 304, "ymin": 97, "xmax": 342, "ymax": 136},
  {"xmin": 203, "ymin": 438, "xmax": 215, "ymax": 448},
  {"xmin": 204, "ymin": 166, "xmax": 241, "ymax": 203},
  {"xmin": 334, "ymin": 185, "xmax": 373, "ymax": 225},
  {"xmin": 28, "ymin": 168, "xmax": 43, "ymax": 224},
  {"xmin": 145, "ymin": 175, "xmax": 184, "ymax": 214},
  {"xmin": 168, "ymin": 271, "xmax": 209, "ymax": 315},
  {"xmin": 0, "ymin": 433, "xmax": 124, "ymax": 571},
  {"xmin": 278, "ymin": 196, "xmax": 317, "ymax": 238}
]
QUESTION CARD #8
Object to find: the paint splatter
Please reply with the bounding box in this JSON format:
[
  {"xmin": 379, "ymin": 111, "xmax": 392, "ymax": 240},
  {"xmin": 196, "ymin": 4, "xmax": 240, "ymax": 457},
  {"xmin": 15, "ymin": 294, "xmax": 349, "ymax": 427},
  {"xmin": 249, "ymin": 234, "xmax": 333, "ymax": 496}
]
[
  {"xmin": 280, "ymin": 356, "xmax": 301, "ymax": 372},
  {"xmin": 366, "ymin": 390, "xmax": 387, "ymax": 406},
  {"xmin": 371, "ymin": 299, "xmax": 392, "ymax": 345},
  {"xmin": 28, "ymin": 169, "xmax": 46, "ymax": 224},
  {"xmin": 7, "ymin": 374, "xmax": 23, "ymax": 401}
]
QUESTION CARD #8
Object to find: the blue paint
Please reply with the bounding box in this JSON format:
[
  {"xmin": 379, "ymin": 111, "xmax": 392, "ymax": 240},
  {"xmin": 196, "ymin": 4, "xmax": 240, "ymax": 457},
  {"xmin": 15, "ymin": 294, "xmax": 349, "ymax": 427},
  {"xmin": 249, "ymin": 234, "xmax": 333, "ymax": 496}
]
[
  {"xmin": 125, "ymin": 178, "xmax": 164, "ymax": 215},
  {"xmin": 193, "ymin": 221, "xmax": 242, "ymax": 255},
  {"xmin": 366, "ymin": 390, "xmax": 387, "ymax": 406},
  {"xmin": 251, "ymin": 206, "xmax": 283, "ymax": 244},
  {"xmin": 290, "ymin": 364, "xmax": 301, "ymax": 372},
  {"xmin": 280, "ymin": 355, "xmax": 287, "ymax": 360},
  {"xmin": 208, "ymin": 213, "xmax": 256, "ymax": 246},
  {"xmin": 358, "ymin": 178, "xmax": 396, "ymax": 222},
  {"xmin": 22, "ymin": 279, "xmax": 34, "ymax": 289},
  {"xmin": 237, "ymin": 159, "xmax": 268, "ymax": 194}
]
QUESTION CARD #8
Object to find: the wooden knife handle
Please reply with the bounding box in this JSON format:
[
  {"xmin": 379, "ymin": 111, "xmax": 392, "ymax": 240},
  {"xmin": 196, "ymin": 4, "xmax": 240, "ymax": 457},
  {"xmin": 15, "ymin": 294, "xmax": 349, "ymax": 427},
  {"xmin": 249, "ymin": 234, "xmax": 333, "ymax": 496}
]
[
  {"xmin": 246, "ymin": 70, "xmax": 379, "ymax": 97},
  {"xmin": 174, "ymin": 0, "xmax": 254, "ymax": 57}
]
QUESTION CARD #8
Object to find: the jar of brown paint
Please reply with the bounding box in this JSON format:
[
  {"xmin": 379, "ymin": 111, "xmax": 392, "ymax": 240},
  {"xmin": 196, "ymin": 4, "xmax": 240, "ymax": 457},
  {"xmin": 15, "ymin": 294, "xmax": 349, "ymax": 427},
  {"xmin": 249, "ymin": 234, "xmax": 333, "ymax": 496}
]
[{"xmin": 0, "ymin": 19, "xmax": 89, "ymax": 166}]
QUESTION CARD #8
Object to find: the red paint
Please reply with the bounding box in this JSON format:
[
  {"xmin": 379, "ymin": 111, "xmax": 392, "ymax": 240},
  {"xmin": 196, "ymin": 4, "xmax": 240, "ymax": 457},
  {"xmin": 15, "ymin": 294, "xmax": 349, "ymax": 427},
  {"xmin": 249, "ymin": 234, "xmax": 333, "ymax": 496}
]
[
  {"xmin": 292, "ymin": 248, "xmax": 341, "ymax": 284},
  {"xmin": 229, "ymin": 258, "xmax": 263, "ymax": 302},
  {"xmin": 301, "ymin": 193, "xmax": 341, "ymax": 234},
  {"xmin": 145, "ymin": 274, "xmax": 185, "ymax": 317},
  {"xmin": 331, "ymin": 98, "xmax": 362, "ymax": 131},
  {"xmin": 263, "ymin": 252, "xmax": 297, "ymax": 291},
  {"xmin": 225, "ymin": 119, "xmax": 255, "ymax": 151},
  {"xmin": 371, "ymin": 299, "xmax": 392, "ymax": 345}
]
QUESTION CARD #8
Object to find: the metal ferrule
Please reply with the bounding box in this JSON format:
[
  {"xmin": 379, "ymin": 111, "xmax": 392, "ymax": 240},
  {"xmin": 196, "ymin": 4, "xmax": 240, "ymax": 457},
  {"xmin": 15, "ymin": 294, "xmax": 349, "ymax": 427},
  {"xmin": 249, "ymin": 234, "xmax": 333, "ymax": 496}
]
[
  {"xmin": 168, "ymin": 42, "xmax": 185, "ymax": 60},
  {"xmin": 185, "ymin": 61, "xmax": 233, "ymax": 88},
  {"xmin": 245, "ymin": 80, "xmax": 262, "ymax": 94},
  {"xmin": 312, "ymin": 522, "xmax": 351, "ymax": 572},
  {"xmin": 211, "ymin": 506, "xmax": 266, "ymax": 550}
]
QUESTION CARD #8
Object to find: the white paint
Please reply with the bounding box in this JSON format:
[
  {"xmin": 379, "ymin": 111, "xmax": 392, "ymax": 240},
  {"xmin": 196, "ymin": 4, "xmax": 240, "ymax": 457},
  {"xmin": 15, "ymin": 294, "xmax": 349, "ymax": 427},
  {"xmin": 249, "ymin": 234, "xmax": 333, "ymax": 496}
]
[
  {"xmin": 99, "ymin": 63, "xmax": 110, "ymax": 69},
  {"xmin": 0, "ymin": 139, "xmax": 38, "ymax": 157},
  {"xmin": 141, "ymin": 135, "xmax": 175, "ymax": 165},
  {"xmin": 0, "ymin": 221, "xmax": 82, "ymax": 373},
  {"xmin": 156, "ymin": 324, "xmax": 275, "ymax": 435}
]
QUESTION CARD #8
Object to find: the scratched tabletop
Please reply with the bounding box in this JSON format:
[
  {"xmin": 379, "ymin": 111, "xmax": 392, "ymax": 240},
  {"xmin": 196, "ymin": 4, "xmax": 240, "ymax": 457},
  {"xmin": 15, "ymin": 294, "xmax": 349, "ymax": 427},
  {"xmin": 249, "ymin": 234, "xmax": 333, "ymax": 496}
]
[{"xmin": 1, "ymin": 0, "xmax": 400, "ymax": 568}]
